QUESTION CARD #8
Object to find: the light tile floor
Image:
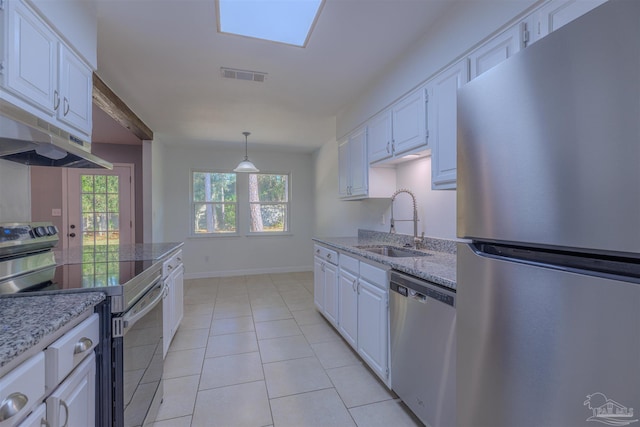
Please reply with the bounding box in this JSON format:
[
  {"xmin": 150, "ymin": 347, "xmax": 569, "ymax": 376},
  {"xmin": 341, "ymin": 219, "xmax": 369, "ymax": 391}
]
[{"xmin": 152, "ymin": 272, "xmax": 422, "ymax": 427}]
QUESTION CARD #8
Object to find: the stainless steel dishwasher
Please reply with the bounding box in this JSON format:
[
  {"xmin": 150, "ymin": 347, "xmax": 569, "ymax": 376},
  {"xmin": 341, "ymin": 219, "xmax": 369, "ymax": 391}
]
[{"xmin": 390, "ymin": 271, "xmax": 456, "ymax": 427}]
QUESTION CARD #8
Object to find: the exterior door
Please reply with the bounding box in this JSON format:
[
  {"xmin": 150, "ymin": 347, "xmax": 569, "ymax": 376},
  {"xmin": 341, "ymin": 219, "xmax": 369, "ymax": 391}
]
[{"xmin": 66, "ymin": 164, "xmax": 134, "ymax": 249}]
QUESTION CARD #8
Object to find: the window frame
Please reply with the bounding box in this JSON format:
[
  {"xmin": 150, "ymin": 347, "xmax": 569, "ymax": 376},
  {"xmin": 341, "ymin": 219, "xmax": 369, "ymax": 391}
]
[
  {"xmin": 190, "ymin": 169, "xmax": 239, "ymax": 237},
  {"xmin": 246, "ymin": 171, "xmax": 291, "ymax": 236}
]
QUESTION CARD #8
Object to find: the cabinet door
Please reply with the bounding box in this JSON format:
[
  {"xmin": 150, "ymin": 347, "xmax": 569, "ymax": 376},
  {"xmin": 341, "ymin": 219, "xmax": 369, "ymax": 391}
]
[
  {"xmin": 323, "ymin": 262, "xmax": 339, "ymax": 327},
  {"xmin": 348, "ymin": 127, "xmax": 368, "ymax": 197},
  {"xmin": 171, "ymin": 265, "xmax": 184, "ymax": 338},
  {"xmin": 6, "ymin": 0, "xmax": 57, "ymax": 115},
  {"xmin": 357, "ymin": 279, "xmax": 388, "ymax": 381},
  {"xmin": 58, "ymin": 45, "xmax": 92, "ymax": 135},
  {"xmin": 531, "ymin": 0, "xmax": 607, "ymax": 44},
  {"xmin": 468, "ymin": 25, "xmax": 520, "ymax": 80},
  {"xmin": 313, "ymin": 257, "xmax": 324, "ymax": 311},
  {"xmin": 368, "ymin": 110, "xmax": 392, "ymax": 164},
  {"xmin": 392, "ymin": 89, "xmax": 426, "ymax": 156},
  {"xmin": 338, "ymin": 269, "xmax": 358, "ymax": 349},
  {"xmin": 17, "ymin": 403, "xmax": 47, "ymax": 427},
  {"xmin": 162, "ymin": 281, "xmax": 172, "ymax": 358},
  {"xmin": 429, "ymin": 60, "xmax": 469, "ymax": 190},
  {"xmin": 46, "ymin": 353, "xmax": 95, "ymax": 427},
  {"xmin": 337, "ymin": 138, "xmax": 350, "ymax": 198}
]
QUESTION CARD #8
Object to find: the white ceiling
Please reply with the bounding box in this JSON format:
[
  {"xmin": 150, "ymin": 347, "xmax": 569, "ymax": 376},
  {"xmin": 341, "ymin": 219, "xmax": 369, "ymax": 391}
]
[{"xmin": 94, "ymin": 0, "xmax": 456, "ymax": 151}]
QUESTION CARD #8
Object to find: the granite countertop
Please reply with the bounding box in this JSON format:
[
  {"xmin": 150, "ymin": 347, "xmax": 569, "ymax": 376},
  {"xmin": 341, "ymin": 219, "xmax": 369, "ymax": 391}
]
[
  {"xmin": 313, "ymin": 234, "xmax": 457, "ymax": 290},
  {"xmin": 0, "ymin": 292, "xmax": 105, "ymax": 372},
  {"xmin": 54, "ymin": 242, "xmax": 184, "ymax": 265}
]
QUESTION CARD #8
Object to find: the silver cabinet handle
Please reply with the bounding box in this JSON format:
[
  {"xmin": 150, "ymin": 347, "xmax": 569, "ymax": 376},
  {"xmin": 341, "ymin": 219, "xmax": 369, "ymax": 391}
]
[
  {"xmin": 60, "ymin": 400, "xmax": 69, "ymax": 427},
  {"xmin": 54, "ymin": 90, "xmax": 60, "ymax": 110},
  {"xmin": 0, "ymin": 392, "xmax": 28, "ymax": 421},
  {"xmin": 63, "ymin": 97, "xmax": 70, "ymax": 116},
  {"xmin": 326, "ymin": 253, "xmax": 331, "ymax": 260},
  {"xmin": 177, "ymin": 257, "xmax": 182, "ymax": 262},
  {"xmin": 316, "ymin": 248, "xmax": 320, "ymax": 254},
  {"xmin": 352, "ymin": 279, "xmax": 357, "ymax": 292},
  {"xmin": 321, "ymin": 262, "xmax": 325, "ymax": 272},
  {"xmin": 74, "ymin": 337, "xmax": 93, "ymax": 354},
  {"xmin": 386, "ymin": 141, "xmax": 390, "ymax": 153}
]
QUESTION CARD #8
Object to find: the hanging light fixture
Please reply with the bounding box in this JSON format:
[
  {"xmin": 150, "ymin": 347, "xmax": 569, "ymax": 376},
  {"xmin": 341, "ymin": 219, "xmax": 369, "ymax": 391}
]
[{"xmin": 233, "ymin": 131, "xmax": 259, "ymax": 173}]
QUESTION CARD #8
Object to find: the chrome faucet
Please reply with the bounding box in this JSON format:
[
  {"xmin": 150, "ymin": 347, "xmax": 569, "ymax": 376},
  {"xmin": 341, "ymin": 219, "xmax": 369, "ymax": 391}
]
[{"xmin": 389, "ymin": 189, "xmax": 423, "ymax": 249}]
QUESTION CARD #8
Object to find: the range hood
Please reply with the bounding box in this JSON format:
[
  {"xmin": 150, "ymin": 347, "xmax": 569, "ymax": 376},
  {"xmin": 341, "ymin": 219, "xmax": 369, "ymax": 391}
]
[{"xmin": 0, "ymin": 100, "xmax": 113, "ymax": 169}]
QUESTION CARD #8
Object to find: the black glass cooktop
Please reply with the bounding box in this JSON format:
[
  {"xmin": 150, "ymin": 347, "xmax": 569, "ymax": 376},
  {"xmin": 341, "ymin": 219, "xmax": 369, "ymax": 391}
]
[{"xmin": 24, "ymin": 259, "xmax": 156, "ymax": 293}]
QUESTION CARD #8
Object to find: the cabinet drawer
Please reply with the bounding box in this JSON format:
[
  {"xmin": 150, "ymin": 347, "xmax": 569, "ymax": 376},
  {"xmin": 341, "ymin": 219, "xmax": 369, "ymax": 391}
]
[
  {"xmin": 44, "ymin": 314, "xmax": 98, "ymax": 391},
  {"xmin": 163, "ymin": 250, "xmax": 183, "ymax": 277},
  {"xmin": 16, "ymin": 403, "xmax": 46, "ymax": 427},
  {"xmin": 360, "ymin": 262, "xmax": 388, "ymax": 289},
  {"xmin": 0, "ymin": 353, "xmax": 45, "ymax": 427},
  {"xmin": 314, "ymin": 245, "xmax": 337, "ymax": 265},
  {"xmin": 339, "ymin": 254, "xmax": 359, "ymax": 274}
]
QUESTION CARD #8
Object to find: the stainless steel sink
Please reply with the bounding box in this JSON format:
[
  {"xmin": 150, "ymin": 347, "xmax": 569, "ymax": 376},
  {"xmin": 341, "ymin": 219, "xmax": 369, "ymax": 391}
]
[{"xmin": 355, "ymin": 245, "xmax": 430, "ymax": 258}]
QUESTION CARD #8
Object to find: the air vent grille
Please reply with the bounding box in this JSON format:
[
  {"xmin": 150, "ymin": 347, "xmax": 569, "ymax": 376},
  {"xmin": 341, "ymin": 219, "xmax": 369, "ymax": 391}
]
[{"xmin": 220, "ymin": 67, "xmax": 267, "ymax": 82}]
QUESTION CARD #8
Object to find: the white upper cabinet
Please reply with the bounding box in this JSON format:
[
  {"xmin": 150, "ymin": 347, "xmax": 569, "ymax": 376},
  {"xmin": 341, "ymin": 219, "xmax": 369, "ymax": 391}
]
[
  {"xmin": 57, "ymin": 44, "xmax": 92, "ymax": 134},
  {"xmin": 367, "ymin": 110, "xmax": 393, "ymax": 163},
  {"xmin": 428, "ymin": 60, "xmax": 469, "ymax": 190},
  {"xmin": 392, "ymin": 89, "xmax": 427, "ymax": 156},
  {"xmin": 368, "ymin": 88, "xmax": 428, "ymax": 165},
  {"xmin": 468, "ymin": 25, "xmax": 521, "ymax": 80},
  {"xmin": 1, "ymin": 0, "xmax": 95, "ymax": 138},
  {"xmin": 5, "ymin": 0, "xmax": 57, "ymax": 115},
  {"xmin": 338, "ymin": 127, "xmax": 367, "ymax": 198},
  {"xmin": 528, "ymin": 0, "xmax": 608, "ymax": 45}
]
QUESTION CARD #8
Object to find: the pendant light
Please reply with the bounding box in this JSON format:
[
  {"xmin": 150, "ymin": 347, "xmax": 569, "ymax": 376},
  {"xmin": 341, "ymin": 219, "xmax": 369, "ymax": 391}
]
[{"xmin": 234, "ymin": 131, "xmax": 259, "ymax": 172}]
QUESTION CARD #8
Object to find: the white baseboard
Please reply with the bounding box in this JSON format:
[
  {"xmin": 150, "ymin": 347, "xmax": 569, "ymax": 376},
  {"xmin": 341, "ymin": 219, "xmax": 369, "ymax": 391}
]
[{"xmin": 184, "ymin": 265, "xmax": 313, "ymax": 280}]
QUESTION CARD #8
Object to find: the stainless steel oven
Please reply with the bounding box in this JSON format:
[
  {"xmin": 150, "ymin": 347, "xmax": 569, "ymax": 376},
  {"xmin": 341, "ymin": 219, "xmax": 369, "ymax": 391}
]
[
  {"xmin": 0, "ymin": 222, "xmax": 168, "ymax": 427},
  {"xmin": 112, "ymin": 275, "xmax": 165, "ymax": 427}
]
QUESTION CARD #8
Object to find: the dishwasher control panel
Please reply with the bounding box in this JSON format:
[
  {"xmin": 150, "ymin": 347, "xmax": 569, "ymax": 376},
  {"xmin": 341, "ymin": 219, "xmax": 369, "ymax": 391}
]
[{"xmin": 390, "ymin": 273, "xmax": 456, "ymax": 308}]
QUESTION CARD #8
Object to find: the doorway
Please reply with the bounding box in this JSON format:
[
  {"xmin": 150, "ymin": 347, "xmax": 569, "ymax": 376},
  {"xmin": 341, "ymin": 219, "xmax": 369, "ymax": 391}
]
[{"xmin": 66, "ymin": 164, "xmax": 135, "ymax": 250}]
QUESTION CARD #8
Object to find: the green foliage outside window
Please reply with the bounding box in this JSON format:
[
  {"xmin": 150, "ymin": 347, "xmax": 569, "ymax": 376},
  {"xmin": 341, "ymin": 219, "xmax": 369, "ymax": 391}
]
[{"xmin": 193, "ymin": 172, "xmax": 237, "ymax": 233}]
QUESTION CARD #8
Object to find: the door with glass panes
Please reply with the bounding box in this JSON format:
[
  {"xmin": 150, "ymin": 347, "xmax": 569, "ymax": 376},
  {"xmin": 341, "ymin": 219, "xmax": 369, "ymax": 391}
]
[{"xmin": 66, "ymin": 165, "xmax": 134, "ymax": 249}]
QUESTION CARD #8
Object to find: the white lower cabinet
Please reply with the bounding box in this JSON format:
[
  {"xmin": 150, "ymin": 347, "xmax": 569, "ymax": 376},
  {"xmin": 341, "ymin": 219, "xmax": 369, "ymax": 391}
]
[
  {"xmin": 357, "ymin": 278, "xmax": 388, "ymax": 380},
  {"xmin": 162, "ymin": 251, "xmax": 185, "ymax": 357},
  {"xmin": 314, "ymin": 245, "xmax": 339, "ymax": 327},
  {"xmin": 338, "ymin": 268, "xmax": 358, "ymax": 348},
  {"xmin": 45, "ymin": 353, "xmax": 95, "ymax": 427},
  {"xmin": 333, "ymin": 251, "xmax": 391, "ymax": 386},
  {"xmin": 17, "ymin": 404, "xmax": 46, "ymax": 427},
  {"xmin": 1, "ymin": 313, "xmax": 98, "ymax": 427}
]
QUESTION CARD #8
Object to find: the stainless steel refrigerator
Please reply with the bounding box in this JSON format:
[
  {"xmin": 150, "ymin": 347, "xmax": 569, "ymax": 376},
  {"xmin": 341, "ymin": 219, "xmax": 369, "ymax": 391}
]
[{"xmin": 456, "ymin": 1, "xmax": 640, "ymax": 426}]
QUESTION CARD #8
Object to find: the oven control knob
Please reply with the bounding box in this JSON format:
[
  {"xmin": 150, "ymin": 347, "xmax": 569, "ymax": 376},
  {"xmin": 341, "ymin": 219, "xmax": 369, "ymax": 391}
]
[
  {"xmin": 33, "ymin": 226, "xmax": 47, "ymax": 237},
  {"xmin": 47, "ymin": 226, "xmax": 58, "ymax": 236}
]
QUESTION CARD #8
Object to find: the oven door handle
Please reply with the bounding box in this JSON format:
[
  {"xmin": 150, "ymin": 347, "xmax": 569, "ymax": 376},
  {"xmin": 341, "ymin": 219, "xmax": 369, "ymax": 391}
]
[{"xmin": 122, "ymin": 280, "xmax": 165, "ymax": 331}]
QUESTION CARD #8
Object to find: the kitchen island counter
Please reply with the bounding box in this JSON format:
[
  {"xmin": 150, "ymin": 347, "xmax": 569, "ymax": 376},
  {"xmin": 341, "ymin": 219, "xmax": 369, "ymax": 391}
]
[
  {"xmin": 0, "ymin": 292, "xmax": 105, "ymax": 376},
  {"xmin": 54, "ymin": 242, "xmax": 183, "ymax": 265},
  {"xmin": 313, "ymin": 234, "xmax": 457, "ymax": 290}
]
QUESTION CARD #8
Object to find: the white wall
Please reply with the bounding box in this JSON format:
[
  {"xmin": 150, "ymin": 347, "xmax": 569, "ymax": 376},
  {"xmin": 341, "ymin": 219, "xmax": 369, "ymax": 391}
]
[
  {"xmin": 151, "ymin": 138, "xmax": 167, "ymax": 243},
  {"xmin": 315, "ymin": 0, "xmax": 539, "ymax": 240},
  {"xmin": 158, "ymin": 143, "xmax": 315, "ymax": 277},
  {"xmin": 0, "ymin": 160, "xmax": 30, "ymax": 222}
]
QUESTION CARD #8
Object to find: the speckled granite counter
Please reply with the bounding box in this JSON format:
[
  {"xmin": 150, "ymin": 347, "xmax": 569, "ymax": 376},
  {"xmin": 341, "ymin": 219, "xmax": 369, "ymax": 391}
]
[
  {"xmin": 0, "ymin": 292, "xmax": 105, "ymax": 375},
  {"xmin": 54, "ymin": 242, "xmax": 183, "ymax": 265},
  {"xmin": 313, "ymin": 234, "xmax": 457, "ymax": 290}
]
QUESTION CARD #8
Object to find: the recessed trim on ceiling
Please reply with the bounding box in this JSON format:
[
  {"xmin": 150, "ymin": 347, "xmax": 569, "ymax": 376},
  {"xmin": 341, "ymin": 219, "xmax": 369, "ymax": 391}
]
[{"xmin": 215, "ymin": 0, "xmax": 325, "ymax": 48}]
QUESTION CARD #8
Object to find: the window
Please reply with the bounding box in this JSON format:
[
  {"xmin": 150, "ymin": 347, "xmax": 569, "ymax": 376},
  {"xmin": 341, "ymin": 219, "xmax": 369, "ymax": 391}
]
[
  {"xmin": 217, "ymin": 0, "xmax": 324, "ymax": 47},
  {"xmin": 249, "ymin": 173, "xmax": 289, "ymax": 233},
  {"xmin": 192, "ymin": 172, "xmax": 237, "ymax": 234}
]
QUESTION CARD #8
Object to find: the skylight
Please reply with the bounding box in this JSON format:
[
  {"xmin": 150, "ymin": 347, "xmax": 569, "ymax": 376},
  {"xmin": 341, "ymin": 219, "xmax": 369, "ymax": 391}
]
[{"xmin": 217, "ymin": 0, "xmax": 324, "ymax": 47}]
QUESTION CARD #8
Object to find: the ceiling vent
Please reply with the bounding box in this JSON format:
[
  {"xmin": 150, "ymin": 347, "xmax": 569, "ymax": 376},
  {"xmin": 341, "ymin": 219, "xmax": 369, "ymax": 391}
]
[{"xmin": 220, "ymin": 67, "xmax": 267, "ymax": 82}]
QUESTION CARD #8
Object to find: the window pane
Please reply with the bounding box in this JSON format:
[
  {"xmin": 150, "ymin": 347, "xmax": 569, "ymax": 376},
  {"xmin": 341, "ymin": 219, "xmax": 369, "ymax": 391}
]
[
  {"xmin": 194, "ymin": 203, "xmax": 236, "ymax": 233},
  {"xmin": 250, "ymin": 203, "xmax": 288, "ymax": 232},
  {"xmin": 193, "ymin": 172, "xmax": 236, "ymax": 202},
  {"xmin": 82, "ymin": 175, "xmax": 94, "ymax": 193},
  {"xmin": 107, "ymin": 176, "xmax": 119, "ymax": 193},
  {"xmin": 95, "ymin": 176, "xmax": 107, "ymax": 193},
  {"xmin": 249, "ymin": 174, "xmax": 288, "ymax": 202}
]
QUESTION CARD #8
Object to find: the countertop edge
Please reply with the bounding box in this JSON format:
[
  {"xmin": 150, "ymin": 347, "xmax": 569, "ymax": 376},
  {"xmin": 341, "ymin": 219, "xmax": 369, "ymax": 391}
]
[
  {"xmin": 313, "ymin": 237, "xmax": 457, "ymax": 290},
  {"xmin": 0, "ymin": 292, "xmax": 106, "ymax": 375}
]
